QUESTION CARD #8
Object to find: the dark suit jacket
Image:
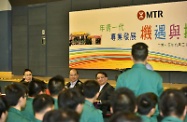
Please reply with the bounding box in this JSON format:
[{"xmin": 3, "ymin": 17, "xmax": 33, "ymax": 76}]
[
  {"xmin": 66, "ymin": 80, "xmax": 83, "ymax": 94},
  {"xmin": 97, "ymin": 83, "xmax": 114, "ymax": 115}
]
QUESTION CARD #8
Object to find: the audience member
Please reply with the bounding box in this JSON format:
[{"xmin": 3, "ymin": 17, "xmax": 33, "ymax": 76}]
[
  {"xmin": 65, "ymin": 69, "xmax": 83, "ymax": 93},
  {"xmin": 48, "ymin": 75, "xmax": 65, "ymax": 109},
  {"xmin": 43, "ymin": 109, "xmax": 80, "ymax": 122},
  {"xmin": 21, "ymin": 80, "xmax": 46, "ymax": 121},
  {"xmin": 80, "ymin": 80, "xmax": 104, "ymax": 122},
  {"xmin": 33, "ymin": 94, "xmax": 54, "ymax": 122},
  {"xmin": 159, "ymin": 89, "xmax": 186, "ymax": 122},
  {"xmin": 58, "ymin": 88, "xmax": 84, "ymax": 114},
  {"xmin": 0, "ymin": 95, "xmax": 8, "ymax": 122},
  {"xmin": 109, "ymin": 111, "xmax": 142, "ymax": 122},
  {"xmin": 5, "ymin": 83, "xmax": 29, "ymax": 122},
  {"xmin": 137, "ymin": 92, "xmax": 158, "ymax": 122},
  {"xmin": 95, "ymin": 72, "xmax": 114, "ymax": 116},
  {"xmin": 110, "ymin": 87, "xmax": 137, "ymax": 114},
  {"xmin": 116, "ymin": 42, "xmax": 163, "ymax": 97},
  {"xmin": 181, "ymin": 86, "xmax": 187, "ymax": 122}
]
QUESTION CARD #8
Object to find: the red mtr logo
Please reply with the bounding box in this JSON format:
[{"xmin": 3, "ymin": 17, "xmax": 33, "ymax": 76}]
[
  {"xmin": 137, "ymin": 10, "xmax": 163, "ymax": 20},
  {"xmin": 137, "ymin": 10, "xmax": 146, "ymax": 20}
]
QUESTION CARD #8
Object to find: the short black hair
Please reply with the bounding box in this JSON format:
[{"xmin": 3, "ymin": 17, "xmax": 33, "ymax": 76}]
[
  {"xmin": 132, "ymin": 42, "xmax": 148, "ymax": 61},
  {"xmin": 33, "ymin": 94, "xmax": 54, "ymax": 113},
  {"xmin": 181, "ymin": 86, "xmax": 187, "ymax": 99},
  {"xmin": 137, "ymin": 92, "xmax": 158, "ymax": 115},
  {"xmin": 109, "ymin": 111, "xmax": 142, "ymax": 122},
  {"xmin": 110, "ymin": 88, "xmax": 136, "ymax": 113},
  {"xmin": 58, "ymin": 88, "xmax": 84, "ymax": 110},
  {"xmin": 28, "ymin": 80, "xmax": 46, "ymax": 97},
  {"xmin": 95, "ymin": 72, "xmax": 108, "ymax": 78},
  {"xmin": 43, "ymin": 109, "xmax": 80, "ymax": 122},
  {"xmin": 5, "ymin": 83, "xmax": 27, "ymax": 106},
  {"xmin": 23, "ymin": 69, "xmax": 32, "ymax": 75},
  {"xmin": 83, "ymin": 80, "xmax": 100, "ymax": 98},
  {"xmin": 0, "ymin": 96, "xmax": 8, "ymax": 118},
  {"xmin": 159, "ymin": 89, "xmax": 186, "ymax": 117},
  {"xmin": 48, "ymin": 75, "xmax": 65, "ymax": 96}
]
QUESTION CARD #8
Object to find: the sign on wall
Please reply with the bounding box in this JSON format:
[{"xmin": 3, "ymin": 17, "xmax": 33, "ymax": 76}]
[{"xmin": 69, "ymin": 1, "xmax": 187, "ymax": 71}]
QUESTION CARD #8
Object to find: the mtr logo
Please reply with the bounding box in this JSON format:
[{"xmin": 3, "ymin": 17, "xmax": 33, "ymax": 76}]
[{"xmin": 137, "ymin": 10, "xmax": 163, "ymax": 20}]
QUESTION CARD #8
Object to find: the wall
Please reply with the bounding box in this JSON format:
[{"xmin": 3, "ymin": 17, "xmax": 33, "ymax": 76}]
[
  {"xmin": 11, "ymin": 0, "xmax": 187, "ymax": 83},
  {"xmin": 0, "ymin": 0, "xmax": 11, "ymax": 72}
]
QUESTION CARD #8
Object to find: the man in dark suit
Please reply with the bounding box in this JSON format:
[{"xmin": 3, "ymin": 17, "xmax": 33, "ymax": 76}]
[
  {"xmin": 66, "ymin": 69, "xmax": 83, "ymax": 93},
  {"xmin": 95, "ymin": 72, "xmax": 114, "ymax": 117}
]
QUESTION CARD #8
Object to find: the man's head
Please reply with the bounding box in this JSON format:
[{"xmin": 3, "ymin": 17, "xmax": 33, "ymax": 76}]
[
  {"xmin": 69, "ymin": 69, "xmax": 79, "ymax": 82},
  {"xmin": 28, "ymin": 80, "xmax": 46, "ymax": 97},
  {"xmin": 83, "ymin": 80, "xmax": 100, "ymax": 99},
  {"xmin": 43, "ymin": 109, "xmax": 80, "ymax": 122},
  {"xmin": 23, "ymin": 69, "xmax": 32, "ymax": 82},
  {"xmin": 58, "ymin": 88, "xmax": 84, "ymax": 114},
  {"xmin": 5, "ymin": 83, "xmax": 27, "ymax": 108},
  {"xmin": 48, "ymin": 75, "xmax": 65, "ymax": 96},
  {"xmin": 110, "ymin": 88, "xmax": 136, "ymax": 113},
  {"xmin": 131, "ymin": 42, "xmax": 148, "ymax": 62},
  {"xmin": 109, "ymin": 111, "xmax": 142, "ymax": 122},
  {"xmin": 96, "ymin": 72, "xmax": 108, "ymax": 86},
  {"xmin": 159, "ymin": 89, "xmax": 186, "ymax": 119},
  {"xmin": 33, "ymin": 94, "xmax": 54, "ymax": 120},
  {"xmin": 0, "ymin": 96, "xmax": 8, "ymax": 122},
  {"xmin": 137, "ymin": 92, "xmax": 158, "ymax": 116}
]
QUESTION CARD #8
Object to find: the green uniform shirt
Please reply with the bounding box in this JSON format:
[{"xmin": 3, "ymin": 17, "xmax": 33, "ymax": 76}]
[
  {"xmin": 140, "ymin": 115, "xmax": 151, "ymax": 122},
  {"xmin": 80, "ymin": 100, "xmax": 104, "ymax": 122},
  {"xmin": 21, "ymin": 97, "xmax": 34, "ymax": 121},
  {"xmin": 7, "ymin": 107, "xmax": 30, "ymax": 122},
  {"xmin": 32, "ymin": 118, "xmax": 42, "ymax": 122},
  {"xmin": 116, "ymin": 64, "xmax": 163, "ymax": 97},
  {"xmin": 161, "ymin": 116, "xmax": 183, "ymax": 122},
  {"xmin": 54, "ymin": 98, "xmax": 58, "ymax": 109}
]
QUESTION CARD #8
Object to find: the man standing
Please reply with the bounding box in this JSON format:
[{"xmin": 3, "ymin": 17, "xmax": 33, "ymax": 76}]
[
  {"xmin": 95, "ymin": 72, "xmax": 114, "ymax": 117},
  {"xmin": 116, "ymin": 42, "xmax": 163, "ymax": 97},
  {"xmin": 66, "ymin": 69, "xmax": 83, "ymax": 93}
]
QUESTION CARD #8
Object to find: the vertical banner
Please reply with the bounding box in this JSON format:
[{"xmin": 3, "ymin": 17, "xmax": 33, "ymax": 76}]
[{"xmin": 69, "ymin": 1, "xmax": 187, "ymax": 71}]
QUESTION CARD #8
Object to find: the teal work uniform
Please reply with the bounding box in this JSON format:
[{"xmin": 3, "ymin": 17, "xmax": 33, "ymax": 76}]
[
  {"xmin": 140, "ymin": 115, "xmax": 152, "ymax": 122},
  {"xmin": 116, "ymin": 64, "xmax": 163, "ymax": 97},
  {"xmin": 161, "ymin": 116, "xmax": 183, "ymax": 122},
  {"xmin": 32, "ymin": 118, "xmax": 42, "ymax": 122},
  {"xmin": 80, "ymin": 100, "xmax": 104, "ymax": 122},
  {"xmin": 184, "ymin": 115, "xmax": 187, "ymax": 122},
  {"xmin": 21, "ymin": 97, "xmax": 34, "ymax": 121},
  {"xmin": 54, "ymin": 98, "xmax": 58, "ymax": 109},
  {"xmin": 7, "ymin": 107, "xmax": 30, "ymax": 122}
]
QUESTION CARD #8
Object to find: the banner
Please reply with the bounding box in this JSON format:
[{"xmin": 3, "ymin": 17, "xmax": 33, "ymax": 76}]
[{"xmin": 69, "ymin": 1, "xmax": 187, "ymax": 71}]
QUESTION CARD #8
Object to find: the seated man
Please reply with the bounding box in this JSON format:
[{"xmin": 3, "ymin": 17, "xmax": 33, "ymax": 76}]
[
  {"xmin": 137, "ymin": 92, "xmax": 158, "ymax": 122},
  {"xmin": 159, "ymin": 89, "xmax": 186, "ymax": 122},
  {"xmin": 58, "ymin": 88, "xmax": 84, "ymax": 114},
  {"xmin": 20, "ymin": 69, "xmax": 44, "ymax": 88},
  {"xmin": 33, "ymin": 94, "xmax": 54, "ymax": 122},
  {"xmin": 21, "ymin": 80, "xmax": 46, "ymax": 121},
  {"xmin": 5, "ymin": 83, "xmax": 29, "ymax": 122},
  {"xmin": 0, "ymin": 95, "xmax": 8, "ymax": 122},
  {"xmin": 48, "ymin": 75, "xmax": 65, "ymax": 109},
  {"xmin": 95, "ymin": 72, "xmax": 114, "ymax": 116},
  {"xmin": 110, "ymin": 87, "xmax": 137, "ymax": 114},
  {"xmin": 66, "ymin": 69, "xmax": 83, "ymax": 93},
  {"xmin": 43, "ymin": 109, "xmax": 80, "ymax": 122},
  {"xmin": 80, "ymin": 80, "xmax": 104, "ymax": 122}
]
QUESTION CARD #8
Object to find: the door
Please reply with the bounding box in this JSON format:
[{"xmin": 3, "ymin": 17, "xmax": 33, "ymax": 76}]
[{"xmin": 28, "ymin": 4, "xmax": 47, "ymax": 76}]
